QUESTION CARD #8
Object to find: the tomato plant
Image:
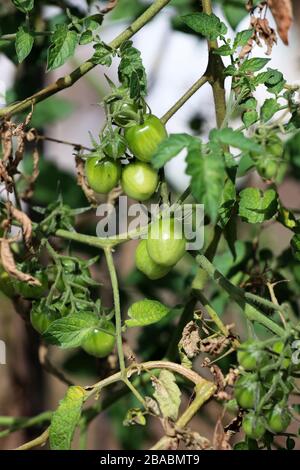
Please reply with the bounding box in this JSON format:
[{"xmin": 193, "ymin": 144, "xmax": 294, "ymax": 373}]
[{"xmin": 1, "ymin": 0, "xmax": 300, "ymax": 454}]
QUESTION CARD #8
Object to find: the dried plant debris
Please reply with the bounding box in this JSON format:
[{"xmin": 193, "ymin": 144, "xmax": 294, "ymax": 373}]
[
  {"xmin": 100, "ymin": 0, "xmax": 118, "ymax": 14},
  {"xmin": 180, "ymin": 321, "xmax": 201, "ymax": 359},
  {"xmin": 75, "ymin": 155, "xmax": 98, "ymax": 207},
  {"xmin": 0, "ymin": 238, "xmax": 40, "ymax": 285},
  {"xmin": 213, "ymin": 417, "xmax": 232, "ymax": 450},
  {"xmin": 6, "ymin": 203, "xmax": 33, "ymax": 246},
  {"xmin": 268, "ymin": 0, "xmax": 293, "ymax": 45}
]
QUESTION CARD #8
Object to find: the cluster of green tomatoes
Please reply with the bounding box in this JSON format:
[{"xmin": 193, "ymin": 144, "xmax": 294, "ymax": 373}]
[
  {"xmin": 85, "ymin": 89, "xmax": 167, "ymax": 202},
  {"xmin": 234, "ymin": 338, "xmax": 296, "ymax": 441}
]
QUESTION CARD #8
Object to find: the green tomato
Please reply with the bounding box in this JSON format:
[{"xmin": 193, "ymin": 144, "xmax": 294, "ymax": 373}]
[
  {"xmin": 30, "ymin": 306, "xmax": 59, "ymax": 334},
  {"xmin": 16, "ymin": 271, "xmax": 48, "ymax": 299},
  {"xmin": 237, "ymin": 340, "xmax": 268, "ymax": 371},
  {"xmin": 85, "ymin": 156, "xmax": 121, "ymax": 194},
  {"xmin": 254, "ymin": 136, "xmax": 286, "ymax": 181},
  {"xmin": 121, "ymin": 161, "xmax": 158, "ymax": 201},
  {"xmin": 234, "ymin": 375, "xmax": 263, "ymax": 409},
  {"xmin": 272, "ymin": 340, "xmax": 291, "ymax": 369},
  {"xmin": 82, "ymin": 320, "xmax": 116, "ymax": 358},
  {"xmin": 242, "ymin": 412, "xmax": 266, "ymax": 440},
  {"xmin": 0, "ymin": 268, "xmax": 16, "ymax": 298},
  {"xmin": 135, "ymin": 240, "xmax": 170, "ymax": 280},
  {"xmin": 147, "ymin": 217, "xmax": 186, "ymax": 267},
  {"xmin": 124, "ymin": 114, "xmax": 167, "ymax": 162},
  {"xmin": 267, "ymin": 403, "xmax": 291, "ymax": 433}
]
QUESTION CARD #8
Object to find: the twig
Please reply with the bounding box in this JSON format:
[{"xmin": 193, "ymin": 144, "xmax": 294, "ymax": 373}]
[{"xmin": 15, "ymin": 428, "xmax": 50, "ymax": 450}]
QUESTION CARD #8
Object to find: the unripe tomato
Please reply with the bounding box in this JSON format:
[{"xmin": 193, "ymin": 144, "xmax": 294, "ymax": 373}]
[
  {"xmin": 234, "ymin": 375, "xmax": 263, "ymax": 409},
  {"xmin": 254, "ymin": 136, "xmax": 286, "ymax": 181},
  {"xmin": 121, "ymin": 162, "xmax": 158, "ymax": 201},
  {"xmin": 147, "ymin": 217, "xmax": 186, "ymax": 267},
  {"xmin": 267, "ymin": 403, "xmax": 291, "ymax": 433},
  {"xmin": 135, "ymin": 240, "xmax": 170, "ymax": 280},
  {"xmin": 85, "ymin": 156, "xmax": 121, "ymax": 194},
  {"xmin": 82, "ymin": 320, "xmax": 116, "ymax": 358},
  {"xmin": 124, "ymin": 114, "xmax": 167, "ymax": 162},
  {"xmin": 242, "ymin": 412, "xmax": 266, "ymax": 440},
  {"xmin": 15, "ymin": 271, "xmax": 48, "ymax": 299},
  {"xmin": 272, "ymin": 340, "xmax": 291, "ymax": 369},
  {"xmin": 30, "ymin": 306, "xmax": 59, "ymax": 334},
  {"xmin": 237, "ymin": 340, "xmax": 268, "ymax": 371}
]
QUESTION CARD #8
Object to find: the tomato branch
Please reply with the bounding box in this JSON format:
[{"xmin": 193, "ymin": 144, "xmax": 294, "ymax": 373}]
[{"xmin": 0, "ymin": 0, "xmax": 173, "ymax": 119}]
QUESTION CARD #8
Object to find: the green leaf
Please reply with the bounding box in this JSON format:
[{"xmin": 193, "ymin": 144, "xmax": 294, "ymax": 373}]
[
  {"xmin": 233, "ymin": 29, "xmax": 253, "ymax": 48},
  {"xmin": 238, "ymin": 188, "xmax": 278, "ymax": 224},
  {"xmin": 291, "ymin": 234, "xmax": 300, "ymax": 261},
  {"xmin": 49, "ymin": 386, "xmax": 86, "ymax": 450},
  {"xmin": 44, "ymin": 312, "xmax": 99, "ymax": 348},
  {"xmin": 79, "ymin": 30, "xmax": 93, "ymax": 45},
  {"xmin": 152, "ymin": 133, "xmax": 199, "ymax": 169},
  {"xmin": 118, "ymin": 40, "xmax": 147, "ymax": 97},
  {"xmin": 213, "ymin": 44, "xmax": 233, "ymax": 56},
  {"xmin": 15, "ymin": 26, "xmax": 34, "ymax": 63},
  {"xmin": 239, "ymin": 57, "xmax": 270, "ymax": 73},
  {"xmin": 181, "ymin": 13, "xmax": 227, "ymax": 40},
  {"xmin": 242, "ymin": 109, "xmax": 258, "ymax": 128},
  {"xmin": 260, "ymin": 98, "xmax": 279, "ymax": 122},
  {"xmin": 125, "ymin": 299, "xmax": 170, "ymax": 328},
  {"xmin": 153, "ymin": 370, "xmax": 181, "ymax": 421},
  {"xmin": 210, "ymin": 128, "xmax": 261, "ymax": 153},
  {"xmin": 222, "ymin": 0, "xmax": 248, "ymax": 30},
  {"xmin": 219, "ymin": 177, "xmax": 236, "ymax": 228},
  {"xmin": 123, "ymin": 408, "xmax": 146, "ymax": 427},
  {"xmin": 12, "ymin": 0, "xmax": 34, "ymax": 13},
  {"xmin": 47, "ymin": 24, "xmax": 78, "ymax": 71},
  {"xmin": 91, "ymin": 42, "xmax": 113, "ymax": 66},
  {"xmin": 186, "ymin": 143, "xmax": 225, "ymax": 223}
]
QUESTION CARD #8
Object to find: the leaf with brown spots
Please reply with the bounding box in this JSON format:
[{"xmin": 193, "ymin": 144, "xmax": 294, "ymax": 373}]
[{"xmin": 268, "ymin": 0, "xmax": 293, "ymax": 45}]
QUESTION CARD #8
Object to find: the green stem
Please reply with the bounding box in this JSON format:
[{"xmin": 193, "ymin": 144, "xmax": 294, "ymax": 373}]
[
  {"xmin": 0, "ymin": 0, "xmax": 172, "ymax": 118},
  {"xmin": 194, "ymin": 290, "xmax": 229, "ymax": 336},
  {"xmin": 0, "ymin": 31, "xmax": 52, "ymax": 41},
  {"xmin": 104, "ymin": 247, "xmax": 126, "ymax": 374},
  {"xmin": 161, "ymin": 75, "xmax": 209, "ymax": 124},
  {"xmin": 196, "ymin": 254, "xmax": 285, "ymax": 337},
  {"xmin": 0, "ymin": 411, "xmax": 52, "ymax": 438}
]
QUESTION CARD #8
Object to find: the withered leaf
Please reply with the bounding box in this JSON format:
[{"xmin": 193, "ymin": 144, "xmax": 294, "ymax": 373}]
[
  {"xmin": 0, "ymin": 239, "xmax": 41, "ymax": 286},
  {"xmin": 268, "ymin": 0, "xmax": 293, "ymax": 45},
  {"xmin": 8, "ymin": 203, "xmax": 33, "ymax": 246},
  {"xmin": 75, "ymin": 155, "xmax": 97, "ymax": 207}
]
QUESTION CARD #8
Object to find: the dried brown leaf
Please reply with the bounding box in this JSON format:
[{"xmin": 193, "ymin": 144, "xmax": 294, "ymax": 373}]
[
  {"xmin": 100, "ymin": 0, "xmax": 118, "ymax": 14},
  {"xmin": 268, "ymin": 0, "xmax": 293, "ymax": 45},
  {"xmin": 213, "ymin": 417, "xmax": 232, "ymax": 450},
  {"xmin": 7, "ymin": 203, "xmax": 33, "ymax": 246},
  {"xmin": 0, "ymin": 238, "xmax": 41, "ymax": 285},
  {"xmin": 21, "ymin": 145, "xmax": 40, "ymax": 200},
  {"xmin": 75, "ymin": 155, "xmax": 98, "ymax": 207},
  {"xmin": 180, "ymin": 321, "xmax": 201, "ymax": 358}
]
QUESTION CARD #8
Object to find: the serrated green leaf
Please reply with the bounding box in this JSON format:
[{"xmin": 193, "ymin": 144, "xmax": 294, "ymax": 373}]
[
  {"xmin": 210, "ymin": 128, "xmax": 261, "ymax": 153},
  {"xmin": 12, "ymin": 0, "xmax": 34, "ymax": 13},
  {"xmin": 79, "ymin": 30, "xmax": 93, "ymax": 45},
  {"xmin": 125, "ymin": 299, "xmax": 170, "ymax": 328},
  {"xmin": 49, "ymin": 386, "xmax": 86, "ymax": 450},
  {"xmin": 240, "ymin": 57, "xmax": 270, "ymax": 73},
  {"xmin": 260, "ymin": 98, "xmax": 279, "ymax": 122},
  {"xmin": 233, "ymin": 29, "xmax": 253, "ymax": 48},
  {"xmin": 181, "ymin": 12, "xmax": 227, "ymax": 40},
  {"xmin": 152, "ymin": 133, "xmax": 199, "ymax": 169},
  {"xmin": 219, "ymin": 178, "xmax": 236, "ymax": 228},
  {"xmin": 213, "ymin": 44, "xmax": 233, "ymax": 56},
  {"xmin": 15, "ymin": 26, "xmax": 34, "ymax": 63},
  {"xmin": 153, "ymin": 370, "xmax": 181, "ymax": 421},
  {"xmin": 44, "ymin": 312, "xmax": 99, "ymax": 348},
  {"xmin": 47, "ymin": 24, "xmax": 78, "ymax": 71},
  {"xmin": 222, "ymin": 0, "xmax": 248, "ymax": 30},
  {"xmin": 186, "ymin": 143, "xmax": 225, "ymax": 223},
  {"xmin": 118, "ymin": 40, "xmax": 147, "ymax": 97},
  {"xmin": 238, "ymin": 187, "xmax": 278, "ymax": 224},
  {"xmin": 242, "ymin": 109, "xmax": 258, "ymax": 127},
  {"xmin": 91, "ymin": 42, "xmax": 113, "ymax": 66}
]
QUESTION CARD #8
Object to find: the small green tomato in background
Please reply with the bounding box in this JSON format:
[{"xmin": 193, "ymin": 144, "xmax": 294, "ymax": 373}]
[
  {"xmin": 135, "ymin": 240, "xmax": 170, "ymax": 280},
  {"xmin": 242, "ymin": 412, "xmax": 266, "ymax": 440},
  {"xmin": 121, "ymin": 161, "xmax": 158, "ymax": 201},
  {"xmin": 85, "ymin": 155, "xmax": 121, "ymax": 194},
  {"xmin": 234, "ymin": 374, "xmax": 263, "ymax": 409},
  {"xmin": 82, "ymin": 320, "xmax": 116, "ymax": 358},
  {"xmin": 237, "ymin": 340, "xmax": 268, "ymax": 371},
  {"xmin": 15, "ymin": 271, "xmax": 48, "ymax": 299},
  {"xmin": 267, "ymin": 403, "xmax": 291, "ymax": 433},
  {"xmin": 147, "ymin": 217, "xmax": 186, "ymax": 267},
  {"xmin": 124, "ymin": 114, "xmax": 167, "ymax": 162},
  {"xmin": 111, "ymin": 100, "xmax": 139, "ymax": 127},
  {"xmin": 272, "ymin": 340, "xmax": 291, "ymax": 369},
  {"xmin": 0, "ymin": 267, "xmax": 16, "ymax": 298},
  {"xmin": 30, "ymin": 306, "xmax": 59, "ymax": 335}
]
